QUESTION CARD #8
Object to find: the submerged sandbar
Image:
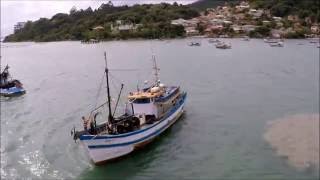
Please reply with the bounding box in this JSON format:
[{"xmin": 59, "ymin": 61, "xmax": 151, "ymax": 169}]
[{"xmin": 264, "ymin": 114, "xmax": 319, "ymax": 170}]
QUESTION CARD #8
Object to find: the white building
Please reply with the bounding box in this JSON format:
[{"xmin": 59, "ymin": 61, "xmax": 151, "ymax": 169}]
[
  {"xmin": 236, "ymin": 1, "xmax": 250, "ymax": 11},
  {"xmin": 185, "ymin": 27, "xmax": 199, "ymax": 36},
  {"xmin": 231, "ymin": 25, "xmax": 242, "ymax": 33},
  {"xmin": 241, "ymin": 25, "xmax": 257, "ymax": 32},
  {"xmin": 14, "ymin": 22, "xmax": 26, "ymax": 32},
  {"xmin": 249, "ymin": 9, "xmax": 264, "ymax": 18},
  {"xmin": 273, "ymin": 17, "xmax": 282, "ymax": 21},
  {"xmin": 111, "ymin": 22, "xmax": 141, "ymax": 33},
  {"xmin": 171, "ymin": 18, "xmax": 187, "ymax": 26}
]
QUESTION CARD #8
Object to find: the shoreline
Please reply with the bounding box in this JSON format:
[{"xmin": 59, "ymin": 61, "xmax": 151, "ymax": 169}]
[{"xmin": 2, "ymin": 36, "xmax": 319, "ymax": 44}]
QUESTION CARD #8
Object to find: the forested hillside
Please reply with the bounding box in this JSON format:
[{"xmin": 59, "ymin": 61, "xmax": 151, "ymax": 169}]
[{"xmin": 4, "ymin": 2, "xmax": 199, "ymax": 42}]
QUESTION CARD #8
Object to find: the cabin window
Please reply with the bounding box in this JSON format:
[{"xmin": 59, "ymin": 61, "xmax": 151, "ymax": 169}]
[{"xmin": 133, "ymin": 98, "xmax": 150, "ymax": 104}]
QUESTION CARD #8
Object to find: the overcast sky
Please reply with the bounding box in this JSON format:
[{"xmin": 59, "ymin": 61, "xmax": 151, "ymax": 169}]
[{"xmin": 0, "ymin": 0, "xmax": 197, "ymax": 38}]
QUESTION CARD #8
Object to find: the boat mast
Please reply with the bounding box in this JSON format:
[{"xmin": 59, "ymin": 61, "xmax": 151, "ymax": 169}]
[
  {"xmin": 104, "ymin": 52, "xmax": 114, "ymax": 124},
  {"xmin": 152, "ymin": 55, "xmax": 160, "ymax": 86}
]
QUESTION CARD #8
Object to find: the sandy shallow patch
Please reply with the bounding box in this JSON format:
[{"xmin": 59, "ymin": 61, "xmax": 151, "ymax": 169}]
[{"xmin": 264, "ymin": 114, "xmax": 319, "ymax": 170}]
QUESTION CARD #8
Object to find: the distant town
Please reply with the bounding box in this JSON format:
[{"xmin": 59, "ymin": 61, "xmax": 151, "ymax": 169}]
[{"xmin": 171, "ymin": 1, "xmax": 319, "ymax": 38}]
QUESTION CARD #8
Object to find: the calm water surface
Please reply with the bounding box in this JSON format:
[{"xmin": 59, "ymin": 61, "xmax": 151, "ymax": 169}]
[{"xmin": 1, "ymin": 39, "xmax": 319, "ymax": 179}]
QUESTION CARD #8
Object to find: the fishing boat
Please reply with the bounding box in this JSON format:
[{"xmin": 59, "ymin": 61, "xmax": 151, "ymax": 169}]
[
  {"xmin": 215, "ymin": 42, "xmax": 231, "ymax": 49},
  {"xmin": 72, "ymin": 52, "xmax": 187, "ymax": 165},
  {"xmin": 0, "ymin": 65, "xmax": 26, "ymax": 97},
  {"xmin": 208, "ymin": 39, "xmax": 220, "ymax": 43},
  {"xmin": 269, "ymin": 41, "xmax": 284, "ymax": 47}
]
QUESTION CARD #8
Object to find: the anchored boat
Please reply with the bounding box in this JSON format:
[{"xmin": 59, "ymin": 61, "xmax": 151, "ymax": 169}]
[
  {"xmin": 242, "ymin": 36, "xmax": 250, "ymax": 41},
  {"xmin": 0, "ymin": 65, "xmax": 26, "ymax": 97},
  {"xmin": 215, "ymin": 42, "xmax": 231, "ymax": 49},
  {"xmin": 269, "ymin": 41, "xmax": 284, "ymax": 47},
  {"xmin": 72, "ymin": 52, "xmax": 187, "ymax": 165},
  {"xmin": 208, "ymin": 39, "xmax": 220, "ymax": 43},
  {"xmin": 188, "ymin": 42, "xmax": 201, "ymax": 46}
]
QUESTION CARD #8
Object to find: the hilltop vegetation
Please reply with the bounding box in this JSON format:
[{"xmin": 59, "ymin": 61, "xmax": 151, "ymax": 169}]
[
  {"xmin": 4, "ymin": 0, "xmax": 320, "ymax": 42},
  {"xmin": 4, "ymin": 2, "xmax": 199, "ymax": 42},
  {"xmin": 249, "ymin": 0, "xmax": 320, "ymax": 20},
  {"xmin": 189, "ymin": 0, "xmax": 238, "ymax": 10}
]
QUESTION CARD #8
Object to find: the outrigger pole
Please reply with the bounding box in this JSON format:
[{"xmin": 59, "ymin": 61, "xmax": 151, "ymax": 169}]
[
  {"xmin": 113, "ymin": 83, "xmax": 124, "ymax": 117},
  {"xmin": 104, "ymin": 52, "xmax": 114, "ymax": 124}
]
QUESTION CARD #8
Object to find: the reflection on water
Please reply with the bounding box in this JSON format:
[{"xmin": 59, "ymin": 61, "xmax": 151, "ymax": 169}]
[{"xmin": 1, "ymin": 39, "xmax": 319, "ymax": 179}]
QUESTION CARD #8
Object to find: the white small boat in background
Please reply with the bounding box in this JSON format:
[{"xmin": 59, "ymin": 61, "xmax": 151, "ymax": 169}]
[
  {"xmin": 208, "ymin": 39, "xmax": 220, "ymax": 43},
  {"xmin": 269, "ymin": 41, "xmax": 284, "ymax": 47},
  {"xmin": 242, "ymin": 36, "xmax": 250, "ymax": 41},
  {"xmin": 189, "ymin": 42, "xmax": 201, "ymax": 46},
  {"xmin": 215, "ymin": 42, "xmax": 231, "ymax": 49},
  {"xmin": 264, "ymin": 38, "xmax": 278, "ymax": 43}
]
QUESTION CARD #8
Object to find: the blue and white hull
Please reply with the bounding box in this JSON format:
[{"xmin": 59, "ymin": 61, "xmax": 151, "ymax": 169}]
[
  {"xmin": 79, "ymin": 93, "xmax": 186, "ymax": 164},
  {"xmin": 0, "ymin": 87, "xmax": 26, "ymax": 97}
]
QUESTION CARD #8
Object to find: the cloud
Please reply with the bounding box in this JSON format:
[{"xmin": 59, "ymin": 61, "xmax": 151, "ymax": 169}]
[{"xmin": 0, "ymin": 0, "xmax": 196, "ymax": 38}]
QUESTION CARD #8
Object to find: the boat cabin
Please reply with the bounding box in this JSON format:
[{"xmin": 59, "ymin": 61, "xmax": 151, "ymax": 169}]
[{"xmin": 127, "ymin": 84, "xmax": 181, "ymax": 125}]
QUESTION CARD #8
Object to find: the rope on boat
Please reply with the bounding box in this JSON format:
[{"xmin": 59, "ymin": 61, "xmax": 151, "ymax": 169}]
[{"xmin": 90, "ymin": 72, "xmax": 106, "ymax": 116}]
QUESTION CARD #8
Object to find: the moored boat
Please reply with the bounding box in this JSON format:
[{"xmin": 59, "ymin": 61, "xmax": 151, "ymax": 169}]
[
  {"xmin": 269, "ymin": 41, "xmax": 284, "ymax": 47},
  {"xmin": 189, "ymin": 42, "xmax": 201, "ymax": 46},
  {"xmin": 264, "ymin": 38, "xmax": 279, "ymax": 43},
  {"xmin": 208, "ymin": 39, "xmax": 220, "ymax": 43},
  {"xmin": 215, "ymin": 42, "xmax": 231, "ymax": 49},
  {"xmin": 242, "ymin": 36, "xmax": 250, "ymax": 41},
  {"xmin": 72, "ymin": 53, "xmax": 187, "ymax": 165}
]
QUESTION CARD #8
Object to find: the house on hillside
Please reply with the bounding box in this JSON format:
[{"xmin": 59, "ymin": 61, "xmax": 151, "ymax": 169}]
[
  {"xmin": 14, "ymin": 22, "xmax": 26, "ymax": 33},
  {"xmin": 287, "ymin": 15, "xmax": 299, "ymax": 22},
  {"xmin": 311, "ymin": 24, "xmax": 320, "ymax": 34},
  {"xmin": 210, "ymin": 19, "xmax": 225, "ymax": 26},
  {"xmin": 204, "ymin": 25, "xmax": 224, "ymax": 34},
  {"xmin": 171, "ymin": 18, "xmax": 188, "ymax": 26},
  {"xmin": 185, "ymin": 27, "xmax": 199, "ymax": 36},
  {"xmin": 263, "ymin": 20, "xmax": 271, "ymax": 25},
  {"xmin": 249, "ymin": 9, "xmax": 264, "ymax": 19},
  {"xmin": 236, "ymin": 1, "xmax": 250, "ymax": 12},
  {"xmin": 273, "ymin": 17, "xmax": 282, "ymax": 22},
  {"xmin": 92, "ymin": 26, "xmax": 104, "ymax": 31},
  {"xmin": 241, "ymin": 25, "xmax": 257, "ymax": 32},
  {"xmin": 111, "ymin": 21, "xmax": 141, "ymax": 33},
  {"xmin": 231, "ymin": 25, "xmax": 242, "ymax": 33}
]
